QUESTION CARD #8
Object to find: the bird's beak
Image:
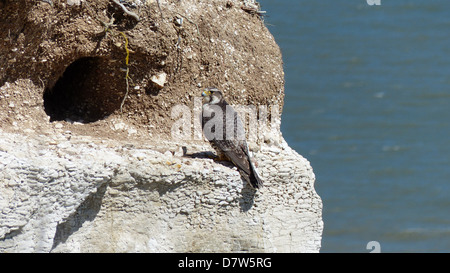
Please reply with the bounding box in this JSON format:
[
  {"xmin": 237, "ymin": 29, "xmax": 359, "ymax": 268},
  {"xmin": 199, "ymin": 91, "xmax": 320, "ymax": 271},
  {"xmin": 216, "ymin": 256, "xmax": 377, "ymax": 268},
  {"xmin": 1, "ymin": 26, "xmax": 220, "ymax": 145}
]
[{"xmin": 202, "ymin": 90, "xmax": 211, "ymax": 97}]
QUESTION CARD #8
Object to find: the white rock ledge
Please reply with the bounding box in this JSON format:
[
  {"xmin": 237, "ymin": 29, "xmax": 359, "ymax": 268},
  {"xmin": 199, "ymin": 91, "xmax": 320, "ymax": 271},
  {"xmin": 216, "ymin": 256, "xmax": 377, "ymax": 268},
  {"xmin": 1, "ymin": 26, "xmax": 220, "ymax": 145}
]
[{"xmin": 0, "ymin": 129, "xmax": 323, "ymax": 252}]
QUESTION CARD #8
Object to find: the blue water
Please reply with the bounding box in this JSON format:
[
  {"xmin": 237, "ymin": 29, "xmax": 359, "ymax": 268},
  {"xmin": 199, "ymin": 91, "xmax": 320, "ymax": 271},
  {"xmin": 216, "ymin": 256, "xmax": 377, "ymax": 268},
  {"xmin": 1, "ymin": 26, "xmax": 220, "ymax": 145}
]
[{"xmin": 259, "ymin": 0, "xmax": 450, "ymax": 252}]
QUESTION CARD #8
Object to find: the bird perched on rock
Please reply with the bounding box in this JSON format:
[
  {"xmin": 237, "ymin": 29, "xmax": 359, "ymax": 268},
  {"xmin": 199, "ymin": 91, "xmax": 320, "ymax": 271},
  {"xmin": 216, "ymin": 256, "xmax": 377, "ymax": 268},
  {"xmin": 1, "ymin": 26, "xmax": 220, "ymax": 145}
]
[{"xmin": 201, "ymin": 87, "xmax": 263, "ymax": 189}]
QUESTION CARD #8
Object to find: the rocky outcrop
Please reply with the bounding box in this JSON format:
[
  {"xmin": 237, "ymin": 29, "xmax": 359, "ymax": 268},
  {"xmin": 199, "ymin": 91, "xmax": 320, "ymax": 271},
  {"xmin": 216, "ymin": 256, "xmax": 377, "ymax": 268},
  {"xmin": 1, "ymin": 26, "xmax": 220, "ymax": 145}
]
[
  {"xmin": 0, "ymin": 128, "xmax": 322, "ymax": 252},
  {"xmin": 0, "ymin": 0, "xmax": 323, "ymax": 252}
]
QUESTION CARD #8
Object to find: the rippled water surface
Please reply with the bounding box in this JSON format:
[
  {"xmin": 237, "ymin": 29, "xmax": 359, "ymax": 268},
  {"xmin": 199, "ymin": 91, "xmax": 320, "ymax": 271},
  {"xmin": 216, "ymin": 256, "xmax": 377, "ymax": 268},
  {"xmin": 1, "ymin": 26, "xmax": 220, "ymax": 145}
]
[{"xmin": 260, "ymin": 0, "xmax": 450, "ymax": 252}]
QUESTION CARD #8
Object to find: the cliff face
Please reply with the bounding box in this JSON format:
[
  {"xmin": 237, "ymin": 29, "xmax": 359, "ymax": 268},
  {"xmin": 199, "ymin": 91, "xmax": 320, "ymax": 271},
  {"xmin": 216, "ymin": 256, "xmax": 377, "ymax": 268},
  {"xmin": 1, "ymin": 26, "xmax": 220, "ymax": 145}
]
[{"xmin": 0, "ymin": 0, "xmax": 323, "ymax": 252}]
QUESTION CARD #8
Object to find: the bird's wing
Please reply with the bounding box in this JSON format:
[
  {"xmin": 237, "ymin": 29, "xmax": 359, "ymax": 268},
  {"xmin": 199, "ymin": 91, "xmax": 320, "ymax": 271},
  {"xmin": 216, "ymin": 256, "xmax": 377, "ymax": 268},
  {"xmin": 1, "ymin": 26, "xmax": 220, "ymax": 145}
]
[
  {"xmin": 220, "ymin": 102, "xmax": 253, "ymax": 175},
  {"xmin": 214, "ymin": 139, "xmax": 251, "ymax": 176}
]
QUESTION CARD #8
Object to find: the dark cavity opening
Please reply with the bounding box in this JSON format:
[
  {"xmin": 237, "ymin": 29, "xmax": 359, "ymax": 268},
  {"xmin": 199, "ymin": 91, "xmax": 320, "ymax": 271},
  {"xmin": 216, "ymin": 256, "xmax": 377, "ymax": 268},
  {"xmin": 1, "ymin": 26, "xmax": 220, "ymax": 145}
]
[{"xmin": 44, "ymin": 56, "xmax": 123, "ymax": 123}]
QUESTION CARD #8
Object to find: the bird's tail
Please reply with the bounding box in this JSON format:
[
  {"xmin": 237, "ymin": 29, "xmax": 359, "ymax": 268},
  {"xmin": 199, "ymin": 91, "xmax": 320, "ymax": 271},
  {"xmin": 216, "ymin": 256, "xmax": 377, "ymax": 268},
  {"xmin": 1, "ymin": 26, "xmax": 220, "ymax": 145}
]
[{"xmin": 248, "ymin": 162, "xmax": 263, "ymax": 189}]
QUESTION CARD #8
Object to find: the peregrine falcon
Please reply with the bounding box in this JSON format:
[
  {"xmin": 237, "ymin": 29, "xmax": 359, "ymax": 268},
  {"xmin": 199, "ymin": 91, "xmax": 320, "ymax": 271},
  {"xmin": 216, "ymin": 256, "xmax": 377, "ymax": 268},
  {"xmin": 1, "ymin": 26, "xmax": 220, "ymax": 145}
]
[{"xmin": 201, "ymin": 87, "xmax": 263, "ymax": 189}]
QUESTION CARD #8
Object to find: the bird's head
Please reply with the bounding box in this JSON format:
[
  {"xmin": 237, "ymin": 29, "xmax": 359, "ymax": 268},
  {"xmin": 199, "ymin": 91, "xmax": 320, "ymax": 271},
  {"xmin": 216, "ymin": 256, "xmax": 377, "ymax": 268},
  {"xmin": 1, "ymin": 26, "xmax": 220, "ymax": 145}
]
[{"xmin": 201, "ymin": 87, "xmax": 223, "ymax": 104}]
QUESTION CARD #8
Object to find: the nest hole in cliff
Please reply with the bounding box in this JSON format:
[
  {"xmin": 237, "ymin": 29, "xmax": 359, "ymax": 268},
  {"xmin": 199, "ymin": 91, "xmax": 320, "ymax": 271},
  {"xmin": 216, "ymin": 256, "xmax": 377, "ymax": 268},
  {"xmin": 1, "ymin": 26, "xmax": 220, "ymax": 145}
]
[{"xmin": 43, "ymin": 56, "xmax": 126, "ymax": 123}]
